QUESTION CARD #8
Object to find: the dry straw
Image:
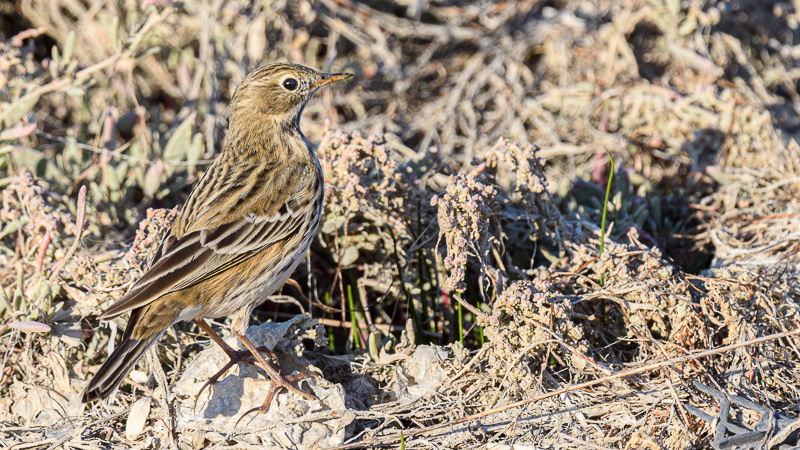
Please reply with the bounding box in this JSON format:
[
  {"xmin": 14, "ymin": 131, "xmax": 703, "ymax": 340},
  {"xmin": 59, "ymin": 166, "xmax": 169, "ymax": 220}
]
[{"xmin": 3, "ymin": 0, "xmax": 800, "ymax": 448}]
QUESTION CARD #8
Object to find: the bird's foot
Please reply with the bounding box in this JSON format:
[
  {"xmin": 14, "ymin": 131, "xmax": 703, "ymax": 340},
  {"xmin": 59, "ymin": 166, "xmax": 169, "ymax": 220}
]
[
  {"xmin": 190, "ymin": 319, "xmax": 323, "ymax": 422},
  {"xmin": 235, "ymin": 367, "xmax": 322, "ymax": 428},
  {"xmin": 193, "ymin": 345, "xmax": 277, "ymax": 414}
]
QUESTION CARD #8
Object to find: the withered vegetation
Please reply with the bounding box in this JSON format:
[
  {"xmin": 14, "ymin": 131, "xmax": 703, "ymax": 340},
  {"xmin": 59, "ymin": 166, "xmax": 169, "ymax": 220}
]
[{"xmin": 2, "ymin": 0, "xmax": 800, "ymax": 448}]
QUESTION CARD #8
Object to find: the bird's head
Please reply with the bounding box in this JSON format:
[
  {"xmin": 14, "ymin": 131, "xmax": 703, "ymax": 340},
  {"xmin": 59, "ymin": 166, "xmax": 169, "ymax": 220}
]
[{"xmin": 229, "ymin": 63, "xmax": 352, "ymax": 128}]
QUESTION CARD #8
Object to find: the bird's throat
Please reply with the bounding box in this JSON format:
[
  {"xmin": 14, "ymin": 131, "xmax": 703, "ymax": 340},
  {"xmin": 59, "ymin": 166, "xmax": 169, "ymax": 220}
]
[{"xmin": 225, "ymin": 116, "xmax": 310, "ymax": 162}]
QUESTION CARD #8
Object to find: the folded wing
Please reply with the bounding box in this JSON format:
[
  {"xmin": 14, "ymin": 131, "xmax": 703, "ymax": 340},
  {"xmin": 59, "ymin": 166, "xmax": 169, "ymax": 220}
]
[{"xmin": 99, "ymin": 160, "xmax": 315, "ymax": 321}]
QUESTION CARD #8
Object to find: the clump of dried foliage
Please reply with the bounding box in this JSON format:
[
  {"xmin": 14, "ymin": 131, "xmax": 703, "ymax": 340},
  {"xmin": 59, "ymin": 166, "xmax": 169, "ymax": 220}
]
[{"xmin": 2, "ymin": 0, "xmax": 800, "ymax": 448}]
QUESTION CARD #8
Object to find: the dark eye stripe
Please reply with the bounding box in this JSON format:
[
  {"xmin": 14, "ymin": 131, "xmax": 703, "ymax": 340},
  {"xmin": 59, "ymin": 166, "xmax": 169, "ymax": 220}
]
[{"xmin": 282, "ymin": 78, "xmax": 298, "ymax": 91}]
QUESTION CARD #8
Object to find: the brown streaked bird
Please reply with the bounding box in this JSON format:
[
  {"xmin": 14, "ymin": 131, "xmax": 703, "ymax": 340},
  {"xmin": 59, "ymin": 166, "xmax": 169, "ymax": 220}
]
[{"xmin": 81, "ymin": 63, "xmax": 352, "ymax": 415}]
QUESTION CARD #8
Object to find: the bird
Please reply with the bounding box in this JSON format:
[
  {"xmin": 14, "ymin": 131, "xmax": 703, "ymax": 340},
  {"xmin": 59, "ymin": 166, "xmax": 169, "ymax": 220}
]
[{"xmin": 81, "ymin": 63, "xmax": 352, "ymax": 416}]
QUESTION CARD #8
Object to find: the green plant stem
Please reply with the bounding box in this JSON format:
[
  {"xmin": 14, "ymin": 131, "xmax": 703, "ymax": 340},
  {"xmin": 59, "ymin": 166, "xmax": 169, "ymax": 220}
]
[
  {"xmin": 600, "ymin": 150, "xmax": 615, "ymax": 287},
  {"xmin": 418, "ymin": 249, "xmax": 435, "ymax": 333},
  {"xmin": 324, "ymin": 292, "xmax": 335, "ymax": 351},
  {"xmin": 457, "ymin": 294, "xmax": 464, "ymax": 344},
  {"xmin": 387, "ymin": 227, "xmax": 425, "ymax": 345},
  {"xmin": 347, "ymin": 284, "xmax": 361, "ymax": 350},
  {"xmin": 416, "ymin": 201, "xmax": 436, "ymax": 333},
  {"xmin": 464, "ymin": 270, "xmax": 484, "ymax": 345}
]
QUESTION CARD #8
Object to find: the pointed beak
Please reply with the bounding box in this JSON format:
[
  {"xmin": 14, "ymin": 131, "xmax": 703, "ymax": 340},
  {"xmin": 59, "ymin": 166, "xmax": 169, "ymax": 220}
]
[{"xmin": 313, "ymin": 72, "xmax": 353, "ymax": 89}]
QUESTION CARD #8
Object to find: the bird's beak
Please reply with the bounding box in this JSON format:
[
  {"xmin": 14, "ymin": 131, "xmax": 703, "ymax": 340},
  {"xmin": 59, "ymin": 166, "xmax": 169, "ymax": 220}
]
[{"xmin": 313, "ymin": 72, "xmax": 353, "ymax": 89}]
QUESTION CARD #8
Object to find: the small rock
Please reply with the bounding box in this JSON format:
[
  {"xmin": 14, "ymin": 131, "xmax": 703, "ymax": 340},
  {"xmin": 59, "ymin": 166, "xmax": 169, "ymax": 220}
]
[
  {"xmin": 392, "ymin": 345, "xmax": 450, "ymax": 404},
  {"xmin": 174, "ymin": 316, "xmax": 352, "ymax": 448}
]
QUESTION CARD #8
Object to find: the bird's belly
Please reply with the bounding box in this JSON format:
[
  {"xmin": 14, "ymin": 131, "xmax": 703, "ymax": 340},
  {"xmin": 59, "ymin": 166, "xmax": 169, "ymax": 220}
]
[
  {"xmin": 196, "ymin": 198, "xmax": 321, "ymax": 321},
  {"xmin": 207, "ymin": 246, "xmax": 309, "ymax": 319},
  {"xmin": 224, "ymin": 266, "xmax": 294, "ymax": 316}
]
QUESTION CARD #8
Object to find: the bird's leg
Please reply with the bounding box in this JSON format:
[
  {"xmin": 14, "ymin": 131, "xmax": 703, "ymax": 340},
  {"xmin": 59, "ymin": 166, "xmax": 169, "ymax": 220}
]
[
  {"xmin": 234, "ymin": 330, "xmax": 321, "ymax": 426},
  {"xmin": 194, "ymin": 319, "xmax": 277, "ymax": 362},
  {"xmin": 192, "ymin": 319, "xmax": 277, "ymax": 413}
]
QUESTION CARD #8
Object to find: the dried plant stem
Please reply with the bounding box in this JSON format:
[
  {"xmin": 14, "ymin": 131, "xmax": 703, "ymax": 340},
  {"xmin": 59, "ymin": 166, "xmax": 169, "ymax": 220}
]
[
  {"xmin": 43, "ymin": 405, "xmax": 133, "ymax": 450},
  {"xmin": 48, "ymin": 185, "xmax": 86, "ymax": 282},
  {"xmin": 451, "ymin": 293, "xmax": 481, "ymax": 317},
  {"xmin": 329, "ymin": 327, "xmax": 800, "ymax": 449}
]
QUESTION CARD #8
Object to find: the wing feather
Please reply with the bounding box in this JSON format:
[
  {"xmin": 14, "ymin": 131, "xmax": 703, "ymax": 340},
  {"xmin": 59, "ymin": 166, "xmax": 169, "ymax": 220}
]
[{"xmin": 99, "ymin": 159, "xmax": 318, "ymax": 321}]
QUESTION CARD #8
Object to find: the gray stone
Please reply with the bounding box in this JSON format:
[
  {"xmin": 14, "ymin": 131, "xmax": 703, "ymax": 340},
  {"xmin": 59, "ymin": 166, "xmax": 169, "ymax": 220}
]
[
  {"xmin": 392, "ymin": 344, "xmax": 450, "ymax": 404},
  {"xmin": 174, "ymin": 316, "xmax": 353, "ymax": 448}
]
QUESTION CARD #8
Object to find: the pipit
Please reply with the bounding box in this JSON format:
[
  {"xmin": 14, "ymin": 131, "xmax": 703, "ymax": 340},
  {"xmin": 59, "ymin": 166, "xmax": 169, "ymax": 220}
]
[{"xmin": 81, "ymin": 63, "xmax": 352, "ymax": 416}]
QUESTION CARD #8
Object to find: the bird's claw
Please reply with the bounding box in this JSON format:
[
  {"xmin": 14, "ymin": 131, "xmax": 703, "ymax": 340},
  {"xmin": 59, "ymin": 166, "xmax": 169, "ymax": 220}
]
[
  {"xmin": 234, "ymin": 369, "xmax": 322, "ymax": 428},
  {"xmin": 192, "ymin": 346, "xmax": 279, "ymax": 414}
]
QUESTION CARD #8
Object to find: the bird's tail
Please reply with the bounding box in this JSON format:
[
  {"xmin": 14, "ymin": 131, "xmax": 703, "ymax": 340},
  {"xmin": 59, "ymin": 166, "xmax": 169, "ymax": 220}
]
[{"xmin": 81, "ymin": 312, "xmax": 163, "ymax": 403}]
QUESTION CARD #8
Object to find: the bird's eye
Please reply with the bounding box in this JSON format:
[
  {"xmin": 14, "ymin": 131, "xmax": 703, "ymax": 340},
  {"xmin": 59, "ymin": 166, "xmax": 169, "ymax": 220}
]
[{"xmin": 282, "ymin": 78, "xmax": 298, "ymax": 91}]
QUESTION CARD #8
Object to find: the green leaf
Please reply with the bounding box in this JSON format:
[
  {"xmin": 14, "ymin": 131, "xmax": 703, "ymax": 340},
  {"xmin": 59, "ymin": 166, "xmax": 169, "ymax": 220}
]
[
  {"xmin": 63, "ymin": 132, "xmax": 80, "ymax": 167},
  {"xmin": 340, "ymin": 246, "xmax": 359, "ymax": 266},
  {"xmin": 89, "ymin": 181, "xmax": 105, "ymax": 203},
  {"xmin": 0, "ymin": 218, "xmax": 23, "ymax": 241},
  {"xmin": 143, "ymin": 162, "xmax": 165, "ymax": 197},
  {"xmin": 51, "ymin": 45, "xmax": 60, "ymax": 71},
  {"xmin": 127, "ymin": 32, "xmax": 148, "ymax": 55},
  {"xmin": 105, "ymin": 163, "xmax": 121, "ymax": 191},
  {"xmin": 162, "ymin": 114, "xmax": 195, "ymax": 174},
  {"xmin": 368, "ymin": 330, "xmax": 381, "ymax": 361},
  {"xmin": 65, "ymin": 87, "xmax": 85, "ymax": 97},
  {"xmin": 667, "ymin": 0, "xmax": 680, "ymax": 17},
  {"xmin": 116, "ymin": 161, "xmax": 129, "ymax": 186},
  {"xmin": 3, "ymin": 93, "xmax": 40, "ymax": 125},
  {"xmin": 8, "ymin": 147, "xmax": 63, "ymax": 181},
  {"xmin": 135, "ymin": 46, "xmax": 161, "ymax": 59},
  {"xmin": 49, "ymin": 57, "xmax": 59, "ymax": 78},
  {"xmin": 111, "ymin": 17, "xmax": 120, "ymax": 50},
  {"xmin": 128, "ymin": 140, "xmax": 144, "ymax": 159},
  {"xmin": 63, "ymin": 31, "xmax": 76, "ymax": 65},
  {"xmin": 0, "ymin": 123, "xmax": 36, "ymax": 141},
  {"xmin": 187, "ymin": 132, "xmax": 204, "ymax": 173},
  {"xmin": 321, "ymin": 218, "xmax": 336, "ymax": 234}
]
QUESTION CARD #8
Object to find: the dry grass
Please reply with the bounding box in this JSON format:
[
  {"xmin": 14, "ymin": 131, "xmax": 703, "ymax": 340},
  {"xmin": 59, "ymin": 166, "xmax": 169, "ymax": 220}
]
[{"xmin": 2, "ymin": 0, "xmax": 800, "ymax": 448}]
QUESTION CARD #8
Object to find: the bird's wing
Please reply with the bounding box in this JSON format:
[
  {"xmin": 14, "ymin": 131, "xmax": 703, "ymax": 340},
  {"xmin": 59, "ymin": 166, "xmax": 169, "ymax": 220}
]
[{"xmin": 99, "ymin": 159, "xmax": 318, "ymax": 321}]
